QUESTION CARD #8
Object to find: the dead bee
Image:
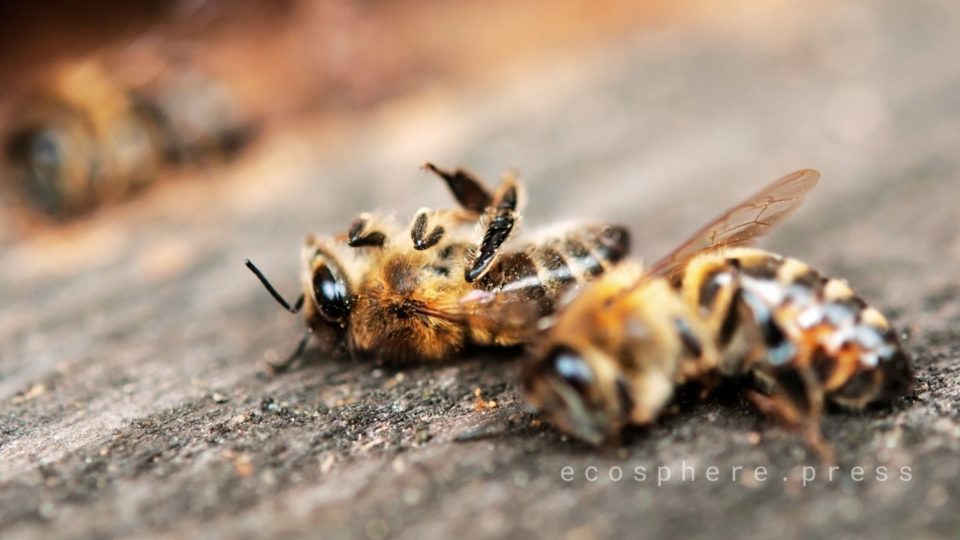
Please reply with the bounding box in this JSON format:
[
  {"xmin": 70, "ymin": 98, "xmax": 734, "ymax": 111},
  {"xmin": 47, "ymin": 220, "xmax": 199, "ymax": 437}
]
[
  {"xmin": 246, "ymin": 163, "xmax": 630, "ymax": 368},
  {"xmin": 523, "ymin": 169, "xmax": 913, "ymax": 459},
  {"xmin": 130, "ymin": 63, "xmax": 254, "ymax": 167},
  {"xmin": 5, "ymin": 61, "xmax": 160, "ymax": 217},
  {"xmin": 4, "ymin": 60, "xmax": 254, "ymax": 219}
]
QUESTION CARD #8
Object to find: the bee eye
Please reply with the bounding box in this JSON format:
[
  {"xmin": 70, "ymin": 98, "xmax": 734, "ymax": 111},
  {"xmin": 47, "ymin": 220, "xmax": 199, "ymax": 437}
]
[
  {"xmin": 312, "ymin": 263, "xmax": 349, "ymax": 322},
  {"xmin": 547, "ymin": 346, "xmax": 594, "ymax": 393},
  {"xmin": 9, "ymin": 128, "xmax": 66, "ymax": 213}
]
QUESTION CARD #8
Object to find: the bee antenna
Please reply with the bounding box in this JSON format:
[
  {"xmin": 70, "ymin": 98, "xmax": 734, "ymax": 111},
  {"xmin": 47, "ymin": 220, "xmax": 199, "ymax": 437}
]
[{"xmin": 245, "ymin": 259, "xmax": 304, "ymax": 314}]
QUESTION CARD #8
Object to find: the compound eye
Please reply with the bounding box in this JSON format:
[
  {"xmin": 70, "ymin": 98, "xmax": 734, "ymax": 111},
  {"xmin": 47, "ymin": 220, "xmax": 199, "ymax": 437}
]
[
  {"xmin": 312, "ymin": 263, "xmax": 349, "ymax": 322},
  {"xmin": 546, "ymin": 346, "xmax": 594, "ymax": 394},
  {"xmin": 9, "ymin": 128, "xmax": 66, "ymax": 214}
]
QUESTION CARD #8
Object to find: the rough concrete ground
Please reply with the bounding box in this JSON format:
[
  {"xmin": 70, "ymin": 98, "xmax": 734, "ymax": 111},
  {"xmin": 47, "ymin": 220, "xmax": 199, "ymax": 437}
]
[{"xmin": 1, "ymin": 1, "xmax": 959, "ymax": 538}]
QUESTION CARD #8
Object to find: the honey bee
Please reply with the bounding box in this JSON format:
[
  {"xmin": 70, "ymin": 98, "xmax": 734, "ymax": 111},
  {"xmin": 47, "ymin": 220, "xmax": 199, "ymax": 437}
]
[
  {"xmin": 4, "ymin": 59, "xmax": 254, "ymax": 219},
  {"xmin": 523, "ymin": 169, "xmax": 914, "ymax": 459},
  {"xmin": 246, "ymin": 163, "xmax": 630, "ymax": 368}
]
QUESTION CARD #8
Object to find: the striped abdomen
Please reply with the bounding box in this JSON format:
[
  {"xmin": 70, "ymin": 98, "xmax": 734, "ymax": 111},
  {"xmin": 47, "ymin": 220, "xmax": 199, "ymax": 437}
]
[
  {"xmin": 468, "ymin": 225, "xmax": 629, "ymax": 346},
  {"xmin": 477, "ymin": 225, "xmax": 630, "ymax": 314},
  {"xmin": 682, "ymin": 248, "xmax": 913, "ymax": 410}
]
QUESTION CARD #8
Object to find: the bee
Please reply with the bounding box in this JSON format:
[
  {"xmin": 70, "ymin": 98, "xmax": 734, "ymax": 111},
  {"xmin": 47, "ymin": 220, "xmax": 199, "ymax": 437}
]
[
  {"xmin": 245, "ymin": 163, "xmax": 630, "ymax": 368},
  {"xmin": 4, "ymin": 59, "xmax": 254, "ymax": 219},
  {"xmin": 523, "ymin": 169, "xmax": 914, "ymax": 459}
]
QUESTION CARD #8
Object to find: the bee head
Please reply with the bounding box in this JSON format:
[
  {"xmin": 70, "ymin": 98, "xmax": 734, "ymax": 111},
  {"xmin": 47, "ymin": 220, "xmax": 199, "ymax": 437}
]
[
  {"xmin": 523, "ymin": 344, "xmax": 633, "ymax": 445},
  {"xmin": 245, "ymin": 247, "xmax": 355, "ymax": 368},
  {"xmin": 7, "ymin": 125, "xmax": 72, "ymax": 216}
]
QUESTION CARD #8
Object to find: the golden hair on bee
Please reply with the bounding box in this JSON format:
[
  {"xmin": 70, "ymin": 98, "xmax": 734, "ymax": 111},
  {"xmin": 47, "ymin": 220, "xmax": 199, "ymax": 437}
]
[
  {"xmin": 524, "ymin": 262, "xmax": 717, "ymax": 443},
  {"xmin": 247, "ymin": 163, "xmax": 631, "ymax": 369},
  {"xmin": 525, "ymin": 168, "xmax": 912, "ymax": 460}
]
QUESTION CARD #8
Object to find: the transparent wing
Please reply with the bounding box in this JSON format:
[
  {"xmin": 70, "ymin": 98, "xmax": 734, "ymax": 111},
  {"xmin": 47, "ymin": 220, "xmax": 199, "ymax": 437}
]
[
  {"xmin": 644, "ymin": 169, "xmax": 820, "ymax": 281},
  {"xmin": 413, "ymin": 170, "xmax": 818, "ymax": 333},
  {"xmin": 411, "ymin": 287, "xmax": 548, "ymax": 341}
]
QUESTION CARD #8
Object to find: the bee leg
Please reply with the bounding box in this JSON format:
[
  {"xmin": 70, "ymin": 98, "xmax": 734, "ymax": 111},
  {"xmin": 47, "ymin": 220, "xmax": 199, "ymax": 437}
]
[
  {"xmin": 464, "ymin": 174, "xmax": 523, "ymax": 283},
  {"xmin": 348, "ymin": 213, "xmax": 387, "ymax": 248},
  {"xmin": 423, "ymin": 162, "xmax": 492, "ymax": 213},
  {"xmin": 698, "ymin": 372, "xmax": 722, "ymax": 400},
  {"xmin": 266, "ymin": 330, "xmax": 312, "ymax": 373},
  {"xmin": 410, "ymin": 209, "xmax": 446, "ymax": 250},
  {"xmin": 746, "ymin": 389, "xmax": 835, "ymax": 464}
]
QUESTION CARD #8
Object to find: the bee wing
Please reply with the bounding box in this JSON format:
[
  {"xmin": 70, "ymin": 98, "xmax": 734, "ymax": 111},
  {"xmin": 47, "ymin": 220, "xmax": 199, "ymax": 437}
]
[
  {"xmin": 417, "ymin": 288, "xmax": 547, "ymax": 340},
  {"xmin": 644, "ymin": 169, "xmax": 820, "ymax": 281}
]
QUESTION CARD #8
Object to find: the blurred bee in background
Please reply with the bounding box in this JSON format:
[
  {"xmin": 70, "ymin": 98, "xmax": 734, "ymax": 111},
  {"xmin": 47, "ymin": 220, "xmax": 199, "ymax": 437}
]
[
  {"xmin": 246, "ymin": 163, "xmax": 630, "ymax": 368},
  {"xmin": 523, "ymin": 170, "xmax": 914, "ymax": 460},
  {"xmin": 3, "ymin": 57, "xmax": 256, "ymax": 219}
]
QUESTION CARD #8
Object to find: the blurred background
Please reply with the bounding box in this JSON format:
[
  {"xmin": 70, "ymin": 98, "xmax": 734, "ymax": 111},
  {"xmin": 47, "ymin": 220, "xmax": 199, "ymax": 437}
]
[
  {"xmin": 0, "ymin": 0, "xmax": 677, "ymax": 225},
  {"xmin": 1, "ymin": 1, "xmax": 958, "ymax": 538}
]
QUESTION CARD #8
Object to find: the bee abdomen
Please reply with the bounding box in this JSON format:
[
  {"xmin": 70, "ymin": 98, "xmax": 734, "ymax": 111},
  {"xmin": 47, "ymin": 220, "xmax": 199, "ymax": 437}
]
[
  {"xmin": 786, "ymin": 273, "xmax": 913, "ymax": 408},
  {"xmin": 683, "ymin": 248, "xmax": 913, "ymax": 407},
  {"xmin": 537, "ymin": 225, "xmax": 629, "ymax": 306},
  {"xmin": 541, "ymin": 224, "xmax": 627, "ymax": 279},
  {"xmin": 477, "ymin": 225, "xmax": 630, "ymax": 316},
  {"xmin": 477, "ymin": 251, "xmax": 551, "ymax": 314}
]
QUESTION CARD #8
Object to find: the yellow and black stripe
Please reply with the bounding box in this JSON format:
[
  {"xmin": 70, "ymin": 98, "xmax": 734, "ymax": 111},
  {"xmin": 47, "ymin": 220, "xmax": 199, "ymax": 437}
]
[
  {"xmin": 681, "ymin": 247, "xmax": 913, "ymax": 412},
  {"xmin": 476, "ymin": 225, "xmax": 630, "ymax": 317}
]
